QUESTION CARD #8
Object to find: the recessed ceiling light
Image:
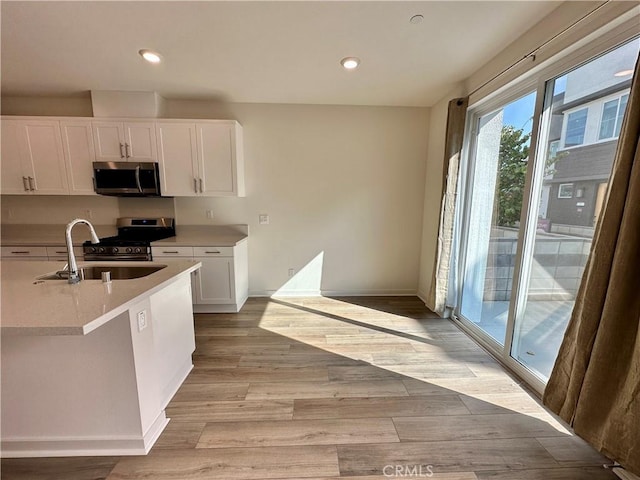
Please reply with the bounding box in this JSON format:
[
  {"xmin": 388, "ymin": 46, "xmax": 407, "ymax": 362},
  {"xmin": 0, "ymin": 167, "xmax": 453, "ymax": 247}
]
[
  {"xmin": 410, "ymin": 14, "xmax": 424, "ymax": 24},
  {"xmin": 341, "ymin": 57, "xmax": 360, "ymax": 70},
  {"xmin": 139, "ymin": 49, "xmax": 162, "ymax": 64},
  {"xmin": 614, "ymin": 69, "xmax": 633, "ymax": 77}
]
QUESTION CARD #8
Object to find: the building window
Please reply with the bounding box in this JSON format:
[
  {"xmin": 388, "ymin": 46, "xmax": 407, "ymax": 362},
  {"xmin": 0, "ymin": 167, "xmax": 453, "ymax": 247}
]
[
  {"xmin": 599, "ymin": 93, "xmax": 629, "ymax": 140},
  {"xmin": 558, "ymin": 183, "xmax": 574, "ymax": 198},
  {"xmin": 564, "ymin": 108, "xmax": 588, "ymax": 147}
]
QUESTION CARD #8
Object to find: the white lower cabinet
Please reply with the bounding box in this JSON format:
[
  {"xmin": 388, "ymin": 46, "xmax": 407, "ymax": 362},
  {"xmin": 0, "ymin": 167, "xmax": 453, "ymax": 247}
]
[
  {"xmin": 1, "ymin": 245, "xmax": 83, "ymax": 262},
  {"xmin": 152, "ymin": 239, "xmax": 248, "ymax": 313}
]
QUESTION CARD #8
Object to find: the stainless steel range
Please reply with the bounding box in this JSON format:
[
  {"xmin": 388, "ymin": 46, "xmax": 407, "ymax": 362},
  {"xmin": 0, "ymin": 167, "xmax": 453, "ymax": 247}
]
[{"xmin": 83, "ymin": 217, "xmax": 176, "ymax": 261}]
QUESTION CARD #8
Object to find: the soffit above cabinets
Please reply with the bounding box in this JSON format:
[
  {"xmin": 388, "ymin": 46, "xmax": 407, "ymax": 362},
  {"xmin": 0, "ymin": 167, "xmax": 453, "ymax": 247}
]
[{"xmin": 1, "ymin": 1, "xmax": 561, "ymax": 107}]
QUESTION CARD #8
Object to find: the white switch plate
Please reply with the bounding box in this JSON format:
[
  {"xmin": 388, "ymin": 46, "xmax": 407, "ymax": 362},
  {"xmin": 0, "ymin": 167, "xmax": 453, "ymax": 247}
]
[
  {"xmin": 137, "ymin": 310, "xmax": 147, "ymax": 332},
  {"xmin": 206, "ymin": 210, "xmax": 214, "ymax": 219},
  {"xmin": 288, "ymin": 268, "xmax": 295, "ymax": 277},
  {"xmin": 259, "ymin": 214, "xmax": 270, "ymax": 225}
]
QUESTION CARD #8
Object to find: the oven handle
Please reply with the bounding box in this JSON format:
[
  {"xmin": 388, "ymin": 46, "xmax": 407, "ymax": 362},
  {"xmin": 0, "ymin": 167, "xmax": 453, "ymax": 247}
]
[
  {"xmin": 135, "ymin": 165, "xmax": 143, "ymax": 193},
  {"xmin": 84, "ymin": 255, "xmax": 150, "ymax": 261}
]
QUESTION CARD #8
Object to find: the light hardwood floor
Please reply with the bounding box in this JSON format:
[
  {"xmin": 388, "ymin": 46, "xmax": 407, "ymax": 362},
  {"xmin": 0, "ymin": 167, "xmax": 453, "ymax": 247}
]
[{"xmin": 1, "ymin": 296, "xmax": 617, "ymax": 479}]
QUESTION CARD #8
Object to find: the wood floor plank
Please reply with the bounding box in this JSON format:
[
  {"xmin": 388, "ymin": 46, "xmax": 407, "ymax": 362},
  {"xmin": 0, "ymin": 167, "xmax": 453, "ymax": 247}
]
[
  {"xmin": 372, "ymin": 351, "xmax": 494, "ymax": 365},
  {"xmin": 153, "ymin": 422, "xmax": 206, "ymax": 449},
  {"xmin": 183, "ymin": 366, "xmax": 329, "ymax": 384},
  {"xmin": 107, "ymin": 445, "xmax": 340, "ymax": 479},
  {"xmin": 170, "ymin": 382, "xmax": 249, "ymax": 402},
  {"xmin": 166, "ymin": 400, "xmax": 294, "ymax": 422},
  {"xmin": 536, "ymin": 436, "xmax": 610, "ymax": 465},
  {"xmin": 191, "ymin": 354, "xmax": 241, "ymax": 368},
  {"xmin": 393, "ymin": 413, "xmax": 568, "ymax": 442},
  {"xmin": 403, "ymin": 377, "xmax": 523, "ymax": 397},
  {"xmin": 0, "ymin": 457, "xmax": 119, "ymax": 480},
  {"xmin": 245, "ymin": 379, "xmax": 409, "ymax": 400},
  {"xmin": 239, "ymin": 353, "xmax": 369, "ymax": 368},
  {"xmin": 337, "ymin": 438, "xmax": 559, "ymax": 475},
  {"xmin": 194, "ymin": 344, "xmax": 291, "ymax": 355},
  {"xmin": 476, "ymin": 467, "xmax": 618, "ymax": 479},
  {"xmin": 265, "ymin": 473, "xmax": 478, "ymax": 480},
  {"xmin": 293, "ymin": 395, "xmax": 470, "ymax": 419},
  {"xmin": 458, "ymin": 392, "xmax": 548, "ymax": 415},
  {"xmin": 196, "ymin": 418, "xmax": 399, "ymax": 448}
]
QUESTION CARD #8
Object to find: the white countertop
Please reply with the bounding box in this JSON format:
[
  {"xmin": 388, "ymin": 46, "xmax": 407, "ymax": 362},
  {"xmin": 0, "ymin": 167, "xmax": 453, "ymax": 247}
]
[
  {"xmin": 1, "ymin": 224, "xmax": 247, "ymax": 247},
  {"xmin": 151, "ymin": 225, "xmax": 247, "ymax": 247},
  {"xmin": 0, "ymin": 260, "xmax": 200, "ymax": 336},
  {"xmin": 0, "ymin": 224, "xmax": 118, "ymax": 246}
]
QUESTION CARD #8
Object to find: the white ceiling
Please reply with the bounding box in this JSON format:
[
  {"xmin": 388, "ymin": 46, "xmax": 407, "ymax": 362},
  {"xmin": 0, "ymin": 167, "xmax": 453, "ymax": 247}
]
[{"xmin": 1, "ymin": 1, "xmax": 561, "ymax": 107}]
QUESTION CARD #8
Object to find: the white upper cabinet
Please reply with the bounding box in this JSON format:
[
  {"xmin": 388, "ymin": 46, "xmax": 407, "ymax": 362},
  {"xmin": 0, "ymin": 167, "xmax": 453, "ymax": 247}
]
[
  {"xmin": 59, "ymin": 120, "xmax": 96, "ymax": 195},
  {"xmin": 156, "ymin": 123, "xmax": 199, "ymax": 196},
  {"xmin": 156, "ymin": 120, "xmax": 245, "ymax": 197},
  {"xmin": 0, "ymin": 119, "xmax": 69, "ymax": 195},
  {"xmin": 92, "ymin": 121, "xmax": 157, "ymax": 163},
  {"xmin": 1, "ymin": 120, "xmax": 27, "ymax": 194}
]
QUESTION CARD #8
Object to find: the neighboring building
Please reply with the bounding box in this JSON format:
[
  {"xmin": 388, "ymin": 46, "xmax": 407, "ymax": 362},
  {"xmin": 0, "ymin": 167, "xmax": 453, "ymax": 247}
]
[{"xmin": 541, "ymin": 40, "xmax": 636, "ymax": 230}]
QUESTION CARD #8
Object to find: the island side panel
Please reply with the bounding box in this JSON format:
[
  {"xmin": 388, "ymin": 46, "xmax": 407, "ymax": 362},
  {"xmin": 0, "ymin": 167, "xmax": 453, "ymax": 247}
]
[
  {"xmin": 149, "ymin": 275, "xmax": 196, "ymax": 409},
  {"xmin": 1, "ymin": 311, "xmax": 145, "ymax": 457}
]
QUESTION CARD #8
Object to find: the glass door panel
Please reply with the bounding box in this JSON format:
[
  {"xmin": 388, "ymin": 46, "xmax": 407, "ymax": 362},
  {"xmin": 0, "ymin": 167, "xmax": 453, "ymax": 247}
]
[
  {"xmin": 511, "ymin": 39, "xmax": 640, "ymax": 381},
  {"xmin": 459, "ymin": 92, "xmax": 537, "ymax": 345}
]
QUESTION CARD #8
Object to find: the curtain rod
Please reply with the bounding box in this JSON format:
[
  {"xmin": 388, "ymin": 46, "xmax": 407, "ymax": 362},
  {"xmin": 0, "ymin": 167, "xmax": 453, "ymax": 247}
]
[{"xmin": 467, "ymin": 0, "xmax": 612, "ymax": 98}]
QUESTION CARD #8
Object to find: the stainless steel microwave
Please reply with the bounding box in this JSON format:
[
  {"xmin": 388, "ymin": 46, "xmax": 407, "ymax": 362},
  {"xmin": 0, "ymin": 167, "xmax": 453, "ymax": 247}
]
[{"xmin": 93, "ymin": 162, "xmax": 161, "ymax": 197}]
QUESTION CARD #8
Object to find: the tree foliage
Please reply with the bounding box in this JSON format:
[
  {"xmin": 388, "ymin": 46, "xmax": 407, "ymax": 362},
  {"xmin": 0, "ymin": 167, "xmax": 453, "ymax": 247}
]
[{"xmin": 495, "ymin": 126, "xmax": 530, "ymax": 227}]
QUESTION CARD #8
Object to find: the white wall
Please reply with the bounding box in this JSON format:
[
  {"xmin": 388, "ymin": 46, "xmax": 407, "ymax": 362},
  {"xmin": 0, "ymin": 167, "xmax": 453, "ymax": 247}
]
[
  {"xmin": 165, "ymin": 101, "xmax": 430, "ymax": 296},
  {"xmin": 1, "ymin": 98, "xmax": 430, "ymax": 296}
]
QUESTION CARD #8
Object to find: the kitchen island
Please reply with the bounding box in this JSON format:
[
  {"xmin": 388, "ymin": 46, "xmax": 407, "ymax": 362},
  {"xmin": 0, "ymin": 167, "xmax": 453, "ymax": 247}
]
[{"xmin": 0, "ymin": 259, "xmax": 201, "ymax": 458}]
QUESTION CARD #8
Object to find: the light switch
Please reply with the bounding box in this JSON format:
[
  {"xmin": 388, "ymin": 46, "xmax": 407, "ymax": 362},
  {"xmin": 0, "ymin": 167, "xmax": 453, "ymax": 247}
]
[{"xmin": 259, "ymin": 214, "xmax": 270, "ymax": 225}]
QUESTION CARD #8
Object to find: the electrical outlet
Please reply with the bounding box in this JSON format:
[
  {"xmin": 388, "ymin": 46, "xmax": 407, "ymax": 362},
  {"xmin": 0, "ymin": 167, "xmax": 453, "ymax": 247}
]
[
  {"xmin": 137, "ymin": 310, "xmax": 148, "ymax": 332},
  {"xmin": 206, "ymin": 210, "xmax": 214, "ymax": 219},
  {"xmin": 259, "ymin": 214, "xmax": 270, "ymax": 225},
  {"xmin": 288, "ymin": 268, "xmax": 295, "ymax": 277}
]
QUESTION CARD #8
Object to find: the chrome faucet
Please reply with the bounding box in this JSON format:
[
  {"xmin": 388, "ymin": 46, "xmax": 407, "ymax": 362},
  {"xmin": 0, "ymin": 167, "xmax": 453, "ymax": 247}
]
[{"xmin": 66, "ymin": 218, "xmax": 100, "ymax": 284}]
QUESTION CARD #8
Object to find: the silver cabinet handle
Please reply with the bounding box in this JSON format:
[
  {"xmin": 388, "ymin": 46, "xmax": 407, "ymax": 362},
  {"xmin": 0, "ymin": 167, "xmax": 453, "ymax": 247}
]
[
  {"xmin": 194, "ymin": 178, "xmax": 198, "ymax": 193},
  {"xmin": 22, "ymin": 176, "xmax": 29, "ymax": 191},
  {"xmin": 11, "ymin": 251, "xmax": 30, "ymax": 254},
  {"xmin": 199, "ymin": 178, "xmax": 203, "ymax": 193},
  {"xmin": 119, "ymin": 143, "xmax": 125, "ymax": 159},
  {"xmin": 125, "ymin": 143, "xmax": 130, "ymax": 159},
  {"xmin": 163, "ymin": 251, "xmax": 179, "ymax": 254},
  {"xmin": 28, "ymin": 176, "xmax": 35, "ymax": 191},
  {"xmin": 204, "ymin": 250, "xmax": 221, "ymax": 254},
  {"xmin": 135, "ymin": 164, "xmax": 143, "ymax": 193}
]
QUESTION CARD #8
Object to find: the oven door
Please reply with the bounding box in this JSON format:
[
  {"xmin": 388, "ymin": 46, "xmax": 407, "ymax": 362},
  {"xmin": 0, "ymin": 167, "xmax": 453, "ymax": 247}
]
[{"xmin": 93, "ymin": 162, "xmax": 161, "ymax": 196}]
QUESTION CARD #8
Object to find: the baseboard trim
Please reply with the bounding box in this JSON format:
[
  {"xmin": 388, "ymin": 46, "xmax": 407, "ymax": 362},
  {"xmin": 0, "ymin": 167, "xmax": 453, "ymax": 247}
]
[
  {"xmin": 1, "ymin": 413, "xmax": 169, "ymax": 458},
  {"xmin": 249, "ymin": 290, "xmax": 418, "ymax": 298}
]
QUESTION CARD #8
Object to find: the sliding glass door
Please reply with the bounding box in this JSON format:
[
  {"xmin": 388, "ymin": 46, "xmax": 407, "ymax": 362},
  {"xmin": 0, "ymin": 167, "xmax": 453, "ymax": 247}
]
[{"xmin": 455, "ymin": 38, "xmax": 639, "ymax": 386}]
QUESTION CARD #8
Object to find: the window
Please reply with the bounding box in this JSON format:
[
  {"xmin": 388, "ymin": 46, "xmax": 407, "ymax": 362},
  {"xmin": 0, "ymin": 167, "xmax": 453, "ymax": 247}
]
[
  {"xmin": 564, "ymin": 108, "xmax": 588, "ymax": 147},
  {"xmin": 599, "ymin": 93, "xmax": 629, "ymax": 140},
  {"xmin": 558, "ymin": 183, "xmax": 574, "ymax": 198},
  {"xmin": 453, "ymin": 36, "xmax": 639, "ymax": 392}
]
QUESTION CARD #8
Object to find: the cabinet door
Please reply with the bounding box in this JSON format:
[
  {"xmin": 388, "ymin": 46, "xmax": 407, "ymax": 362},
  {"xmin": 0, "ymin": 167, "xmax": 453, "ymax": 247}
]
[
  {"xmin": 22, "ymin": 120, "xmax": 69, "ymax": 194},
  {"xmin": 60, "ymin": 120, "xmax": 96, "ymax": 195},
  {"xmin": 124, "ymin": 122, "xmax": 157, "ymax": 162},
  {"xmin": 0, "ymin": 120, "xmax": 29, "ymax": 194},
  {"xmin": 193, "ymin": 257, "xmax": 235, "ymax": 304},
  {"xmin": 92, "ymin": 122, "xmax": 125, "ymax": 161},
  {"xmin": 156, "ymin": 123, "xmax": 199, "ymax": 196},
  {"xmin": 196, "ymin": 123, "xmax": 237, "ymax": 196}
]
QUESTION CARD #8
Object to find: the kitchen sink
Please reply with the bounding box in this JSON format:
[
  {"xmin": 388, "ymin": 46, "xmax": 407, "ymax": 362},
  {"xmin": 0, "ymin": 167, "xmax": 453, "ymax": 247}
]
[{"xmin": 38, "ymin": 265, "xmax": 167, "ymax": 281}]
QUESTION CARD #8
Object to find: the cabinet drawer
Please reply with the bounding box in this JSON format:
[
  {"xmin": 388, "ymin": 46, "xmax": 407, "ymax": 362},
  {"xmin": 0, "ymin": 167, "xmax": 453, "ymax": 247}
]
[
  {"xmin": 46, "ymin": 246, "xmax": 84, "ymax": 258},
  {"xmin": 193, "ymin": 246, "xmax": 233, "ymax": 257},
  {"xmin": 151, "ymin": 246, "xmax": 194, "ymax": 257},
  {"xmin": 1, "ymin": 246, "xmax": 48, "ymax": 258}
]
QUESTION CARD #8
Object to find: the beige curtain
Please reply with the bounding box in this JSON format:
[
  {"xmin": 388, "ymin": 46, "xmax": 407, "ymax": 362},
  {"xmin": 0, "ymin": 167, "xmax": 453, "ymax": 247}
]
[
  {"xmin": 427, "ymin": 97, "xmax": 468, "ymax": 315},
  {"xmin": 543, "ymin": 54, "xmax": 640, "ymax": 476}
]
